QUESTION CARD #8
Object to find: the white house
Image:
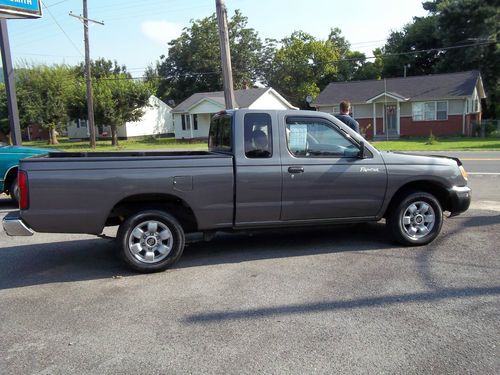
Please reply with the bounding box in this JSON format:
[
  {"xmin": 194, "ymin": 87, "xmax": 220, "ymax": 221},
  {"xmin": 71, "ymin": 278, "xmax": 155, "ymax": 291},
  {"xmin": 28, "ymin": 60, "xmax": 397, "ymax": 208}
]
[
  {"xmin": 68, "ymin": 96, "xmax": 174, "ymax": 140},
  {"xmin": 171, "ymin": 87, "xmax": 297, "ymax": 139}
]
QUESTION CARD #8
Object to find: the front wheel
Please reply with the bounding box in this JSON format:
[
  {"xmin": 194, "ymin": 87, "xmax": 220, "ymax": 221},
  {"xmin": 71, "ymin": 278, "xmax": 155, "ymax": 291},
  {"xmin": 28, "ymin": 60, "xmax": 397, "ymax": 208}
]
[
  {"xmin": 387, "ymin": 192, "xmax": 443, "ymax": 246},
  {"xmin": 117, "ymin": 210, "xmax": 185, "ymax": 272}
]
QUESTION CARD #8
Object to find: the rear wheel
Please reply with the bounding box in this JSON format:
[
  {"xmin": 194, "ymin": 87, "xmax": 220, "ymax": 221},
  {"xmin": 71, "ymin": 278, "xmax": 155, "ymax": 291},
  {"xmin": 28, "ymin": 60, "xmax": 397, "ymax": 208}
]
[
  {"xmin": 9, "ymin": 177, "xmax": 19, "ymax": 205},
  {"xmin": 387, "ymin": 191, "xmax": 443, "ymax": 246},
  {"xmin": 117, "ymin": 210, "xmax": 185, "ymax": 272}
]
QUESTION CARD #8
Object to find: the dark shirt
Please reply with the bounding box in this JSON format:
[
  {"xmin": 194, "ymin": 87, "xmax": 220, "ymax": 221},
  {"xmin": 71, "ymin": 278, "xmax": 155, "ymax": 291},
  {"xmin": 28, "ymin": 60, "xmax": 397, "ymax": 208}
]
[{"xmin": 335, "ymin": 114, "xmax": 360, "ymax": 133}]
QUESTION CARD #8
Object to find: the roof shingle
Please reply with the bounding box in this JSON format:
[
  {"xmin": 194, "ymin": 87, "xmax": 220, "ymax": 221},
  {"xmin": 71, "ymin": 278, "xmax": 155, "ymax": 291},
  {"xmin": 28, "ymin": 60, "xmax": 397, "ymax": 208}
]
[
  {"xmin": 314, "ymin": 70, "xmax": 481, "ymax": 106},
  {"xmin": 172, "ymin": 88, "xmax": 271, "ymax": 113}
]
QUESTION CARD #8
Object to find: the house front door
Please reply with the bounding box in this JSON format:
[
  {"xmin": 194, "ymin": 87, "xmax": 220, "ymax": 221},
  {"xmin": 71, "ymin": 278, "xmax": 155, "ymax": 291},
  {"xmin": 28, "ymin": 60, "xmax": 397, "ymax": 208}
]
[{"xmin": 385, "ymin": 105, "xmax": 398, "ymax": 134}]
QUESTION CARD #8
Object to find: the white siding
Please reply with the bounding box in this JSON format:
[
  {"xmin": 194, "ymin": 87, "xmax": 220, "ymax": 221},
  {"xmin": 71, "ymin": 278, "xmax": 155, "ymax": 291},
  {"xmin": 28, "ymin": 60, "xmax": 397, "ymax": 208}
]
[
  {"xmin": 248, "ymin": 91, "xmax": 291, "ymax": 110},
  {"xmin": 449, "ymin": 99, "xmax": 466, "ymax": 115},
  {"xmin": 123, "ymin": 96, "xmax": 173, "ymax": 138},
  {"xmin": 174, "ymin": 113, "xmax": 212, "ymax": 139},
  {"xmin": 67, "ymin": 120, "xmax": 90, "ymax": 140},
  {"xmin": 400, "ymin": 102, "xmax": 412, "ymax": 117},
  {"xmin": 316, "ymin": 105, "xmax": 335, "ymax": 114},
  {"xmin": 352, "ymin": 104, "xmax": 372, "ymax": 119},
  {"xmin": 190, "ymin": 100, "xmax": 224, "ymax": 114}
]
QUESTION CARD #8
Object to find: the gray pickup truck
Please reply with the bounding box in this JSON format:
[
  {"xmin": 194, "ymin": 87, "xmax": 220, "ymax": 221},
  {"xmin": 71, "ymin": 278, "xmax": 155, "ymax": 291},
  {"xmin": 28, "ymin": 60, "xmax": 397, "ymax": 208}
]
[{"xmin": 3, "ymin": 109, "xmax": 471, "ymax": 272}]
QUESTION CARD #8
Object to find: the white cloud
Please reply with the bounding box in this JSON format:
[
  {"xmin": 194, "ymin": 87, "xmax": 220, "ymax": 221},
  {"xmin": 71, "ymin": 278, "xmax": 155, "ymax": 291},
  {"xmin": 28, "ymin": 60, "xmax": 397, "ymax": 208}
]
[{"xmin": 141, "ymin": 20, "xmax": 182, "ymax": 45}]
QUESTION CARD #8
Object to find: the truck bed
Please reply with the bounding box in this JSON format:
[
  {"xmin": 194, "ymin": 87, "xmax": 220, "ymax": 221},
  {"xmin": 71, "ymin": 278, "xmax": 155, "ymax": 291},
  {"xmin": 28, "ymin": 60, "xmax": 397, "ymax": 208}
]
[{"xmin": 20, "ymin": 151, "xmax": 234, "ymax": 234}]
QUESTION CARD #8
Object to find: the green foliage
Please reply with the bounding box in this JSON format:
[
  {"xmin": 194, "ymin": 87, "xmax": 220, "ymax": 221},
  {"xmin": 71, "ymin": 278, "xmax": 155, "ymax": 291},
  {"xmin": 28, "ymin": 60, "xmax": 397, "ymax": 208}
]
[
  {"xmin": 16, "ymin": 64, "xmax": 74, "ymax": 144},
  {"xmin": 425, "ymin": 130, "xmax": 439, "ymax": 145},
  {"xmin": 68, "ymin": 58, "xmax": 153, "ymax": 146},
  {"xmin": 263, "ymin": 31, "xmax": 340, "ymax": 108},
  {"xmin": 155, "ymin": 10, "xmax": 262, "ymax": 103},
  {"xmin": 382, "ymin": 0, "xmax": 499, "ymax": 118},
  {"xmin": 0, "ymin": 83, "xmax": 9, "ymax": 143}
]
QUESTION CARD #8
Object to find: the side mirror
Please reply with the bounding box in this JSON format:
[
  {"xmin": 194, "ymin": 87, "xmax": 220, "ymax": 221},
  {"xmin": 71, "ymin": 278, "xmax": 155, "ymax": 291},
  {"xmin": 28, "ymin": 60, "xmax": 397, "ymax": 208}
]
[{"xmin": 359, "ymin": 141, "xmax": 369, "ymax": 159}]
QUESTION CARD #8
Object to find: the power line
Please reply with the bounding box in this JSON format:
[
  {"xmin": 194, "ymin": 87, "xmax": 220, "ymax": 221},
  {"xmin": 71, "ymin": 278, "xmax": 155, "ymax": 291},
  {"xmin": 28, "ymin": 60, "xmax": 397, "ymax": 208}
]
[
  {"xmin": 40, "ymin": 0, "xmax": 84, "ymax": 57},
  {"xmin": 95, "ymin": 40, "xmax": 496, "ymax": 81}
]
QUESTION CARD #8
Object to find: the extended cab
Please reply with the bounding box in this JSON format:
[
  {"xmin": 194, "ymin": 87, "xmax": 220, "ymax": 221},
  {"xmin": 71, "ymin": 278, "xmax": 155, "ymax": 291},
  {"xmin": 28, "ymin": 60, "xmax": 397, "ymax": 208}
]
[{"xmin": 3, "ymin": 109, "xmax": 471, "ymax": 272}]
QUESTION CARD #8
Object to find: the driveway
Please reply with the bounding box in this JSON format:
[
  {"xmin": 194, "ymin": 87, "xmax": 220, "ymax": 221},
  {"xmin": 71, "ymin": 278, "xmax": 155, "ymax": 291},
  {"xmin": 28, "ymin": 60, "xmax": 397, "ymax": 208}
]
[{"xmin": 0, "ymin": 171, "xmax": 498, "ymax": 373}]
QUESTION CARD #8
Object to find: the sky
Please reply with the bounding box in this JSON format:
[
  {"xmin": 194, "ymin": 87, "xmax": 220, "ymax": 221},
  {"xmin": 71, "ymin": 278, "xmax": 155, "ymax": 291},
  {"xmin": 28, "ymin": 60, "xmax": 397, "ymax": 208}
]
[{"xmin": 3, "ymin": 0, "xmax": 428, "ymax": 76}]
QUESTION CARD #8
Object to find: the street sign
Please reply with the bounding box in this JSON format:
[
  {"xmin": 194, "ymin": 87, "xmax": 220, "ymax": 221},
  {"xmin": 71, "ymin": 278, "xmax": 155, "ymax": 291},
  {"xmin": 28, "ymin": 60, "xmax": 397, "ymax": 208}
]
[{"xmin": 0, "ymin": 0, "xmax": 42, "ymax": 19}]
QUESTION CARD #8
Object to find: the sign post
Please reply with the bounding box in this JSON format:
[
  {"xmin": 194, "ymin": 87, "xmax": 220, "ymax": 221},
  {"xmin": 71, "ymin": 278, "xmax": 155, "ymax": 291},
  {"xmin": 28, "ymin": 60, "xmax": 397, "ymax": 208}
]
[{"xmin": 0, "ymin": 0, "xmax": 42, "ymax": 145}]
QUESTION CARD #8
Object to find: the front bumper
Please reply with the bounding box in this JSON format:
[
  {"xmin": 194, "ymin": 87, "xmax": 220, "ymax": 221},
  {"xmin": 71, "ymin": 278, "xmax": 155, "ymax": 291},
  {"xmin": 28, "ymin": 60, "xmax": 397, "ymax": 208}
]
[
  {"xmin": 3, "ymin": 211, "xmax": 34, "ymax": 236},
  {"xmin": 448, "ymin": 186, "xmax": 471, "ymax": 216}
]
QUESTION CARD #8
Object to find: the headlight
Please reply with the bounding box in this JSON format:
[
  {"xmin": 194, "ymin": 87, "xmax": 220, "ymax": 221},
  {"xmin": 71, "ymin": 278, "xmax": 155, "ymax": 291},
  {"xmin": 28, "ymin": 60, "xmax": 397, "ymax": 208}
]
[{"xmin": 459, "ymin": 165, "xmax": 468, "ymax": 181}]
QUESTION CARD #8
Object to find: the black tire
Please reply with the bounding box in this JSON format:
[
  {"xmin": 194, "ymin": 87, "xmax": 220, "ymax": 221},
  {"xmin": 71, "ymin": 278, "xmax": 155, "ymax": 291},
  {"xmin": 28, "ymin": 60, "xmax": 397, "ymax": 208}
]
[
  {"xmin": 117, "ymin": 210, "xmax": 185, "ymax": 273},
  {"xmin": 9, "ymin": 177, "xmax": 19, "ymax": 205},
  {"xmin": 387, "ymin": 191, "xmax": 443, "ymax": 246}
]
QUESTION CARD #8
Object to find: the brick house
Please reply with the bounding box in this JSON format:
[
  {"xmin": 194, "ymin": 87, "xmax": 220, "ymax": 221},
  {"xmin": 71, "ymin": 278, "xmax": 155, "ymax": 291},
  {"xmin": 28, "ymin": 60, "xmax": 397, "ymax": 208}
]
[{"xmin": 313, "ymin": 71, "xmax": 486, "ymax": 139}]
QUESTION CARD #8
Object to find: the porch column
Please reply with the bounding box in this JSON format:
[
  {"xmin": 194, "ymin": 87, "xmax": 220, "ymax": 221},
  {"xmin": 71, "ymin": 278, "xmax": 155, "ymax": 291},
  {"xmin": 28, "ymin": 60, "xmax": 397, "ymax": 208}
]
[
  {"xmin": 372, "ymin": 102, "xmax": 377, "ymax": 136},
  {"xmin": 396, "ymin": 101, "xmax": 400, "ymax": 135},
  {"xmin": 190, "ymin": 114, "xmax": 194, "ymax": 139}
]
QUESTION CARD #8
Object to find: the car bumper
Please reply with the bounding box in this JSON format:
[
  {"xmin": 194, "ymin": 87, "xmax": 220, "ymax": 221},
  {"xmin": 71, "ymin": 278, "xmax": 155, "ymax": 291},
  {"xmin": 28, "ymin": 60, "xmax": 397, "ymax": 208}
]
[
  {"xmin": 448, "ymin": 186, "xmax": 471, "ymax": 216},
  {"xmin": 2, "ymin": 211, "xmax": 34, "ymax": 236}
]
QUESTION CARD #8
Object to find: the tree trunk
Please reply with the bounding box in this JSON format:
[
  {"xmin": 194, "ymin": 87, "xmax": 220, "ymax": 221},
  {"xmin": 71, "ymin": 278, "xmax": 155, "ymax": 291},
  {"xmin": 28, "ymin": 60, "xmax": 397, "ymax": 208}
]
[
  {"xmin": 111, "ymin": 126, "xmax": 118, "ymax": 146},
  {"xmin": 0, "ymin": 131, "xmax": 12, "ymax": 145},
  {"xmin": 48, "ymin": 126, "xmax": 59, "ymax": 145}
]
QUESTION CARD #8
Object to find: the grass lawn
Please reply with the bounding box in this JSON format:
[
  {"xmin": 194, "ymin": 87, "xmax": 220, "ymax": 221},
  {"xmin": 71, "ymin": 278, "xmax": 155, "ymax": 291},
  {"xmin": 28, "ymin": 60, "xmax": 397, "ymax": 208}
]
[
  {"xmin": 372, "ymin": 137, "xmax": 500, "ymax": 151},
  {"xmin": 23, "ymin": 136, "xmax": 500, "ymax": 152},
  {"xmin": 24, "ymin": 137, "xmax": 208, "ymax": 152}
]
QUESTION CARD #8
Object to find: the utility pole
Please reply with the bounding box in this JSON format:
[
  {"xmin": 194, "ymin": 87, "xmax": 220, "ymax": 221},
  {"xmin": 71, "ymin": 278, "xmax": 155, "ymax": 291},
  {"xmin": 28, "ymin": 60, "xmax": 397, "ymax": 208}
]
[
  {"xmin": 0, "ymin": 19, "xmax": 22, "ymax": 145},
  {"xmin": 215, "ymin": 0, "xmax": 236, "ymax": 109},
  {"xmin": 69, "ymin": 2, "xmax": 104, "ymax": 149}
]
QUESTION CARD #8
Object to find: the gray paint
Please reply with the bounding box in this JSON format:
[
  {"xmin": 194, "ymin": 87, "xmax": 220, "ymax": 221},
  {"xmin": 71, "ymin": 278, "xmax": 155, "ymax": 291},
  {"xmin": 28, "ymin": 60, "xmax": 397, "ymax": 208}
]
[{"xmin": 11, "ymin": 109, "xmax": 469, "ymax": 236}]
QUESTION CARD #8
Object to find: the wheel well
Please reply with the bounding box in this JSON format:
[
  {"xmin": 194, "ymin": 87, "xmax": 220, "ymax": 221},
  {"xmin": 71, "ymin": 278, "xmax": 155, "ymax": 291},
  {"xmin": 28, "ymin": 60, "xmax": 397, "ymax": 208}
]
[
  {"xmin": 384, "ymin": 181, "xmax": 450, "ymax": 218},
  {"xmin": 107, "ymin": 194, "xmax": 198, "ymax": 233},
  {"xmin": 3, "ymin": 167, "xmax": 17, "ymax": 193}
]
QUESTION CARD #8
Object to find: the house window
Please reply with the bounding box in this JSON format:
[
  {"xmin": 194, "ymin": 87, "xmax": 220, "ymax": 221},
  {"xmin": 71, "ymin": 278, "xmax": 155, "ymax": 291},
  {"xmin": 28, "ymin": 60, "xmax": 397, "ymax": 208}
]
[
  {"xmin": 77, "ymin": 119, "xmax": 88, "ymax": 128},
  {"xmin": 182, "ymin": 114, "xmax": 191, "ymax": 130},
  {"xmin": 412, "ymin": 101, "xmax": 447, "ymax": 121},
  {"xmin": 193, "ymin": 114, "xmax": 198, "ymax": 130}
]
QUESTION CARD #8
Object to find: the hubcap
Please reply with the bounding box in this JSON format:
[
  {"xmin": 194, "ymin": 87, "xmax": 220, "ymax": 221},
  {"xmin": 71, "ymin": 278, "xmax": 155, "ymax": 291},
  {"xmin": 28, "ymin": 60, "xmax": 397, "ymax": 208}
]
[
  {"xmin": 401, "ymin": 201, "xmax": 436, "ymax": 239},
  {"xmin": 128, "ymin": 220, "xmax": 173, "ymax": 263}
]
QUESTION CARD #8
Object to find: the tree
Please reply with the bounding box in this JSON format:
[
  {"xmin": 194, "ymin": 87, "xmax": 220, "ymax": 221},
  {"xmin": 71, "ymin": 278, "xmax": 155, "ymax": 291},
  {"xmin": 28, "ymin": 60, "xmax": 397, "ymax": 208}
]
[
  {"xmin": 0, "ymin": 83, "xmax": 10, "ymax": 144},
  {"xmin": 433, "ymin": 0, "xmax": 499, "ymax": 118},
  {"xmin": 381, "ymin": 0, "xmax": 499, "ymax": 117},
  {"xmin": 16, "ymin": 65, "xmax": 74, "ymax": 144},
  {"xmin": 69, "ymin": 59, "xmax": 152, "ymax": 146},
  {"xmin": 155, "ymin": 10, "xmax": 263, "ymax": 102},
  {"xmin": 382, "ymin": 15, "xmax": 441, "ymax": 78},
  {"xmin": 263, "ymin": 31, "xmax": 340, "ymax": 108}
]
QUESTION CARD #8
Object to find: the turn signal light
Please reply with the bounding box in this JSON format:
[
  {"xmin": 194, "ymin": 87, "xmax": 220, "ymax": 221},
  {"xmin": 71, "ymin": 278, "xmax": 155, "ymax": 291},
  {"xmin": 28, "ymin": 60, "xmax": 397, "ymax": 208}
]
[{"xmin": 18, "ymin": 170, "xmax": 29, "ymax": 210}]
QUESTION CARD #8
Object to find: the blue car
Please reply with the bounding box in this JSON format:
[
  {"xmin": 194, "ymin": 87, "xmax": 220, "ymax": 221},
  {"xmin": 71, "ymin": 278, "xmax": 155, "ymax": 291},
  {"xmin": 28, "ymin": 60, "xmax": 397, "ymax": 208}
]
[{"xmin": 0, "ymin": 142, "xmax": 55, "ymax": 203}]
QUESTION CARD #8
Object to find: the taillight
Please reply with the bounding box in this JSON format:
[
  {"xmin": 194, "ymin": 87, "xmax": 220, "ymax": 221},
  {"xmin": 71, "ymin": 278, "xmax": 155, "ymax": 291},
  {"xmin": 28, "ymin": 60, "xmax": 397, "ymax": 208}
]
[{"xmin": 18, "ymin": 170, "xmax": 29, "ymax": 210}]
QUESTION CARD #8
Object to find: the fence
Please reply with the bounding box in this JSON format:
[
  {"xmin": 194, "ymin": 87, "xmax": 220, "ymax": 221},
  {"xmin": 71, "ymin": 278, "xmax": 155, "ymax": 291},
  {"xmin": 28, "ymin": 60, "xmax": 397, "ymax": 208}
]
[{"xmin": 472, "ymin": 119, "xmax": 500, "ymax": 138}]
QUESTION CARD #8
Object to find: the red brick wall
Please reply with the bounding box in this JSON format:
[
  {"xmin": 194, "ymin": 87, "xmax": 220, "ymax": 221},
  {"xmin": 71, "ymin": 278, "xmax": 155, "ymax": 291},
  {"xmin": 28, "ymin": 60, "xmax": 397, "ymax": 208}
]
[{"xmin": 400, "ymin": 115, "xmax": 463, "ymax": 137}]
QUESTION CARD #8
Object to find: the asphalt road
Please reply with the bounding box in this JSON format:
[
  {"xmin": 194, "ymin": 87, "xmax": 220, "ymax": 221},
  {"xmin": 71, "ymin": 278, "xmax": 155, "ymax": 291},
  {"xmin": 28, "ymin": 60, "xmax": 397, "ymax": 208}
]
[{"xmin": 0, "ymin": 154, "xmax": 499, "ymax": 374}]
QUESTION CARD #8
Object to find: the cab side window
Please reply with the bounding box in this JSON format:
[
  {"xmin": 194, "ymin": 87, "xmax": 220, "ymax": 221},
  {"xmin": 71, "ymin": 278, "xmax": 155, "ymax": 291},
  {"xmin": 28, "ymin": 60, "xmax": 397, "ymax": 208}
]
[
  {"xmin": 244, "ymin": 113, "xmax": 273, "ymax": 158},
  {"xmin": 286, "ymin": 118, "xmax": 359, "ymax": 158}
]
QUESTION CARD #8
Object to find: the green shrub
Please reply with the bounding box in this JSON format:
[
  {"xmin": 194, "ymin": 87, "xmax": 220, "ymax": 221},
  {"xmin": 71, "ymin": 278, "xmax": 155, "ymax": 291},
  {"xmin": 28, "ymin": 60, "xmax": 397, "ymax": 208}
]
[{"xmin": 425, "ymin": 130, "xmax": 438, "ymax": 145}]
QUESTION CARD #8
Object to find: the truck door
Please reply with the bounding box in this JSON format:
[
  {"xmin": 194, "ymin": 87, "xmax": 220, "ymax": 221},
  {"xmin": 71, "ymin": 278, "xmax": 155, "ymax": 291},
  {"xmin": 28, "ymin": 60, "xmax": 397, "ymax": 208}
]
[
  {"xmin": 280, "ymin": 115, "xmax": 387, "ymax": 221},
  {"xmin": 234, "ymin": 111, "xmax": 282, "ymax": 225}
]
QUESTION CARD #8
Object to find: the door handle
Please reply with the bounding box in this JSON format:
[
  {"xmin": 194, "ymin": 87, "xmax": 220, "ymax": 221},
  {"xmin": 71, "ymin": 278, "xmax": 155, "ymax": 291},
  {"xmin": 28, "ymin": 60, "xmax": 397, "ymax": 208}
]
[{"xmin": 288, "ymin": 166, "xmax": 304, "ymax": 174}]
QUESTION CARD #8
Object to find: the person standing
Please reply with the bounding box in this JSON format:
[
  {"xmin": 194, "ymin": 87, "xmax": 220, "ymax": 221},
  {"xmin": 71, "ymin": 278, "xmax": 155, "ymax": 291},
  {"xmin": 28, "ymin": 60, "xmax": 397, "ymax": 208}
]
[{"xmin": 335, "ymin": 100, "xmax": 360, "ymax": 133}]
